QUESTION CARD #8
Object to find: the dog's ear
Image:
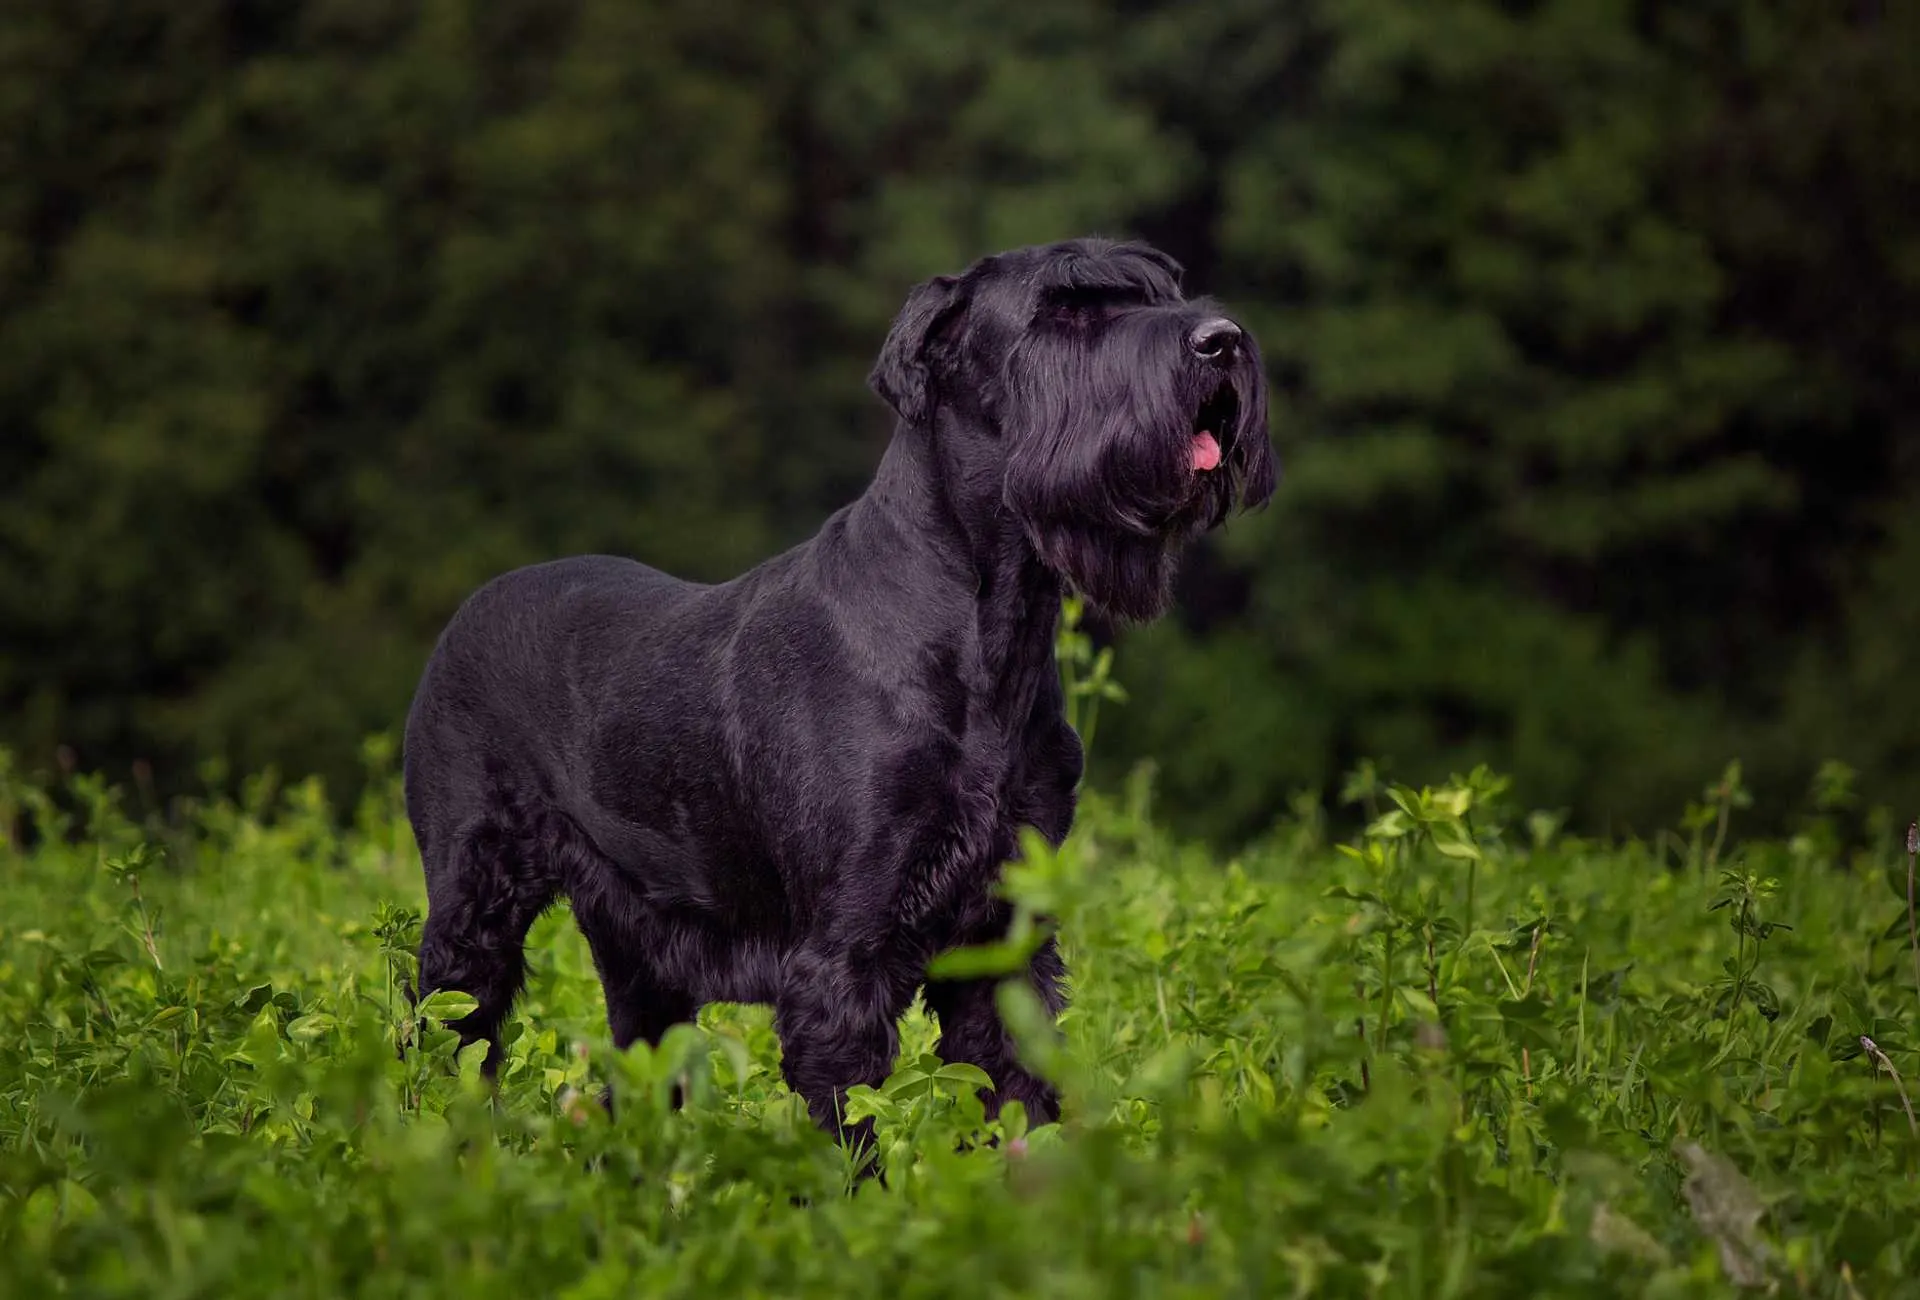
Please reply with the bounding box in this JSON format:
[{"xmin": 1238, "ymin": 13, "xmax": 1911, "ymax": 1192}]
[{"xmin": 869, "ymin": 273, "xmax": 962, "ymax": 426}]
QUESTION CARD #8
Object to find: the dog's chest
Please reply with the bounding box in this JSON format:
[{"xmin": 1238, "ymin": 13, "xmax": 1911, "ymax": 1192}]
[{"xmin": 891, "ymin": 734, "xmax": 1055, "ymax": 948}]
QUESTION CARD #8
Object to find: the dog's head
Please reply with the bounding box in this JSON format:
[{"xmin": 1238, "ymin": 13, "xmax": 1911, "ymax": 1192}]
[{"xmin": 869, "ymin": 238, "xmax": 1277, "ymax": 622}]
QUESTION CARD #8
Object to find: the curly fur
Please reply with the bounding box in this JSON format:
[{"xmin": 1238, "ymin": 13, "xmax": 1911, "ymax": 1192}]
[{"xmin": 402, "ymin": 236, "xmax": 1277, "ymax": 1154}]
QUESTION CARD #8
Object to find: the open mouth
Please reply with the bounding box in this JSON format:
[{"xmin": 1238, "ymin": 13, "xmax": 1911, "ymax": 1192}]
[{"xmin": 1191, "ymin": 383, "xmax": 1238, "ymax": 473}]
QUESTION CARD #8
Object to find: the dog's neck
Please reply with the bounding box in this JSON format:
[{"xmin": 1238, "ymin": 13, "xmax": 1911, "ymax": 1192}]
[{"xmin": 855, "ymin": 417, "xmax": 1065, "ymax": 724}]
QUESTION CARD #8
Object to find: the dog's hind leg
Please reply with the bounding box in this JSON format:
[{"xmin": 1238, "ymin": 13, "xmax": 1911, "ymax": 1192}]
[
  {"xmin": 572, "ymin": 901, "xmax": 699, "ymax": 1052},
  {"xmin": 573, "ymin": 908, "xmax": 700, "ymax": 1116},
  {"xmin": 924, "ymin": 934, "xmax": 1067, "ymax": 1126},
  {"xmin": 416, "ymin": 814, "xmax": 561, "ymax": 1076}
]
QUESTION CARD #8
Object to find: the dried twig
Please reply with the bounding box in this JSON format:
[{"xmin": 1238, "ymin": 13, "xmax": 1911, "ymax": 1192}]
[
  {"xmin": 1861, "ymin": 1035, "xmax": 1919, "ymax": 1139},
  {"xmin": 1673, "ymin": 1140, "xmax": 1774, "ymax": 1288}
]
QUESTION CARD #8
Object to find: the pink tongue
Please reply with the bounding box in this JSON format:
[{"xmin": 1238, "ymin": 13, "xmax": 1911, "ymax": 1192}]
[{"xmin": 1191, "ymin": 431, "xmax": 1222, "ymax": 472}]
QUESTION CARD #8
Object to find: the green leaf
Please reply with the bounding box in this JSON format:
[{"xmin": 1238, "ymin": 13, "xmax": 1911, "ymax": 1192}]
[
  {"xmin": 709, "ymin": 1032, "xmax": 753, "ymax": 1086},
  {"xmin": 1498, "ymin": 994, "xmax": 1551, "ymax": 1022},
  {"xmin": 417, "ymin": 991, "xmax": 479, "ymax": 1024},
  {"xmin": 932, "ymin": 1062, "xmax": 994, "ymax": 1094},
  {"xmin": 880, "ymin": 1068, "xmax": 933, "ymax": 1100},
  {"xmin": 1366, "ymin": 810, "xmax": 1412, "ymax": 839},
  {"xmin": 286, "ymin": 1013, "xmax": 335, "ymax": 1042},
  {"xmin": 1887, "ymin": 865, "xmax": 1917, "ymax": 902},
  {"xmin": 927, "ymin": 943, "xmax": 1033, "ymax": 981},
  {"xmin": 842, "ymin": 1086, "xmax": 897, "ymax": 1127},
  {"xmin": 455, "ymin": 1039, "xmax": 490, "ymax": 1085},
  {"xmin": 231, "ymin": 983, "xmax": 274, "ymax": 1014}
]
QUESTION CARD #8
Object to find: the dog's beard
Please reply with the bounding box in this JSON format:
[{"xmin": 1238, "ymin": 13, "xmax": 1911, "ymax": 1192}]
[{"xmin": 1001, "ymin": 317, "xmax": 1274, "ymax": 623}]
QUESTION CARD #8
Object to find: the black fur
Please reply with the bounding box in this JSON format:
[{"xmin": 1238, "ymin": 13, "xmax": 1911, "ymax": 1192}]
[{"xmin": 402, "ymin": 237, "xmax": 1277, "ymax": 1151}]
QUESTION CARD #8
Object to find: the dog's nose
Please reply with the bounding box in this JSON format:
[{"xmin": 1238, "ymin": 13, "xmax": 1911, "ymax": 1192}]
[{"xmin": 1188, "ymin": 318, "xmax": 1242, "ymax": 360}]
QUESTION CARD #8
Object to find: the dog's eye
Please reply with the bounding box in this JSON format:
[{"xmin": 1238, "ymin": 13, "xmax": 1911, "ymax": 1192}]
[
  {"xmin": 1041, "ymin": 289, "xmax": 1136, "ymax": 326},
  {"xmin": 1047, "ymin": 303, "xmax": 1109, "ymax": 327}
]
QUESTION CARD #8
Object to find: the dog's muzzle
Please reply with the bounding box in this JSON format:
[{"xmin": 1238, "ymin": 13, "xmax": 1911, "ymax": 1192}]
[
  {"xmin": 1187, "ymin": 319, "xmax": 1243, "ymax": 473},
  {"xmin": 1191, "ymin": 379, "xmax": 1240, "ymax": 474}
]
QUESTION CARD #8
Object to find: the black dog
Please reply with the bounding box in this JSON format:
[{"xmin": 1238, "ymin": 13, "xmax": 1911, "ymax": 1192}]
[{"xmin": 401, "ymin": 237, "xmax": 1276, "ymax": 1147}]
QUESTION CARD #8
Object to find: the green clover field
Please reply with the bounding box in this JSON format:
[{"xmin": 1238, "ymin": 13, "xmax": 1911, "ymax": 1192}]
[{"xmin": 3, "ymin": 739, "xmax": 1917, "ymax": 1297}]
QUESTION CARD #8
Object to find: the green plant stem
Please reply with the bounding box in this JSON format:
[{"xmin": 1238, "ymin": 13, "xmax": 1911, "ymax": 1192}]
[
  {"xmin": 1576, "ymin": 949, "xmax": 1590, "ymax": 1082},
  {"xmin": 1354, "ymin": 980, "xmax": 1371, "ymax": 1093},
  {"xmin": 1425, "ymin": 923, "xmax": 1439, "ymax": 1011},
  {"xmin": 1906, "ymin": 821, "xmax": 1918, "ymax": 1005},
  {"xmin": 1707, "ymin": 794, "xmax": 1731, "ymax": 873},
  {"xmin": 1486, "ymin": 943, "xmax": 1523, "ymax": 1001},
  {"xmin": 1721, "ymin": 898, "xmax": 1749, "ymax": 1049},
  {"xmin": 128, "ymin": 876, "xmax": 162, "ymax": 972},
  {"xmin": 1378, "ymin": 928, "xmax": 1395, "ymax": 1047},
  {"xmin": 1463, "ymin": 812, "xmax": 1479, "ymax": 935}
]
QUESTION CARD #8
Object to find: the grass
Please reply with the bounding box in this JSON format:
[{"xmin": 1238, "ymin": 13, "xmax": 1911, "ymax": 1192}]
[{"xmin": 1, "ymin": 740, "xmax": 1917, "ymax": 1298}]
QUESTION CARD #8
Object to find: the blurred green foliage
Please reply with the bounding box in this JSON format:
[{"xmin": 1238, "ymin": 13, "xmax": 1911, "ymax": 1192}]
[
  {"xmin": 0, "ymin": 0, "xmax": 1916, "ymax": 838},
  {"xmin": 4, "ymin": 747, "xmax": 1920, "ymax": 1294}
]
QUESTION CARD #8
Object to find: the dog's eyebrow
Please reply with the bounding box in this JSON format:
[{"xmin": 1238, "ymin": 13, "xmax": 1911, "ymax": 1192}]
[{"xmin": 1038, "ymin": 282, "xmax": 1150, "ymax": 309}]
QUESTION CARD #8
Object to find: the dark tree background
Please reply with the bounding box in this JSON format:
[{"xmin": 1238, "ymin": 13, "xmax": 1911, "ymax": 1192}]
[{"xmin": 1, "ymin": 0, "xmax": 1914, "ymax": 842}]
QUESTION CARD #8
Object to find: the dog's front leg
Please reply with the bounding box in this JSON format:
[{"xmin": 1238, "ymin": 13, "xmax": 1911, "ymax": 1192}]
[
  {"xmin": 924, "ymin": 934, "xmax": 1066, "ymax": 1126},
  {"xmin": 773, "ymin": 944, "xmax": 914, "ymax": 1160}
]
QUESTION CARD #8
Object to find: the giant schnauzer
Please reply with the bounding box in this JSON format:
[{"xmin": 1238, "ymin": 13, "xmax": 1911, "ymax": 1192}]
[{"xmin": 402, "ymin": 237, "xmax": 1276, "ymax": 1149}]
